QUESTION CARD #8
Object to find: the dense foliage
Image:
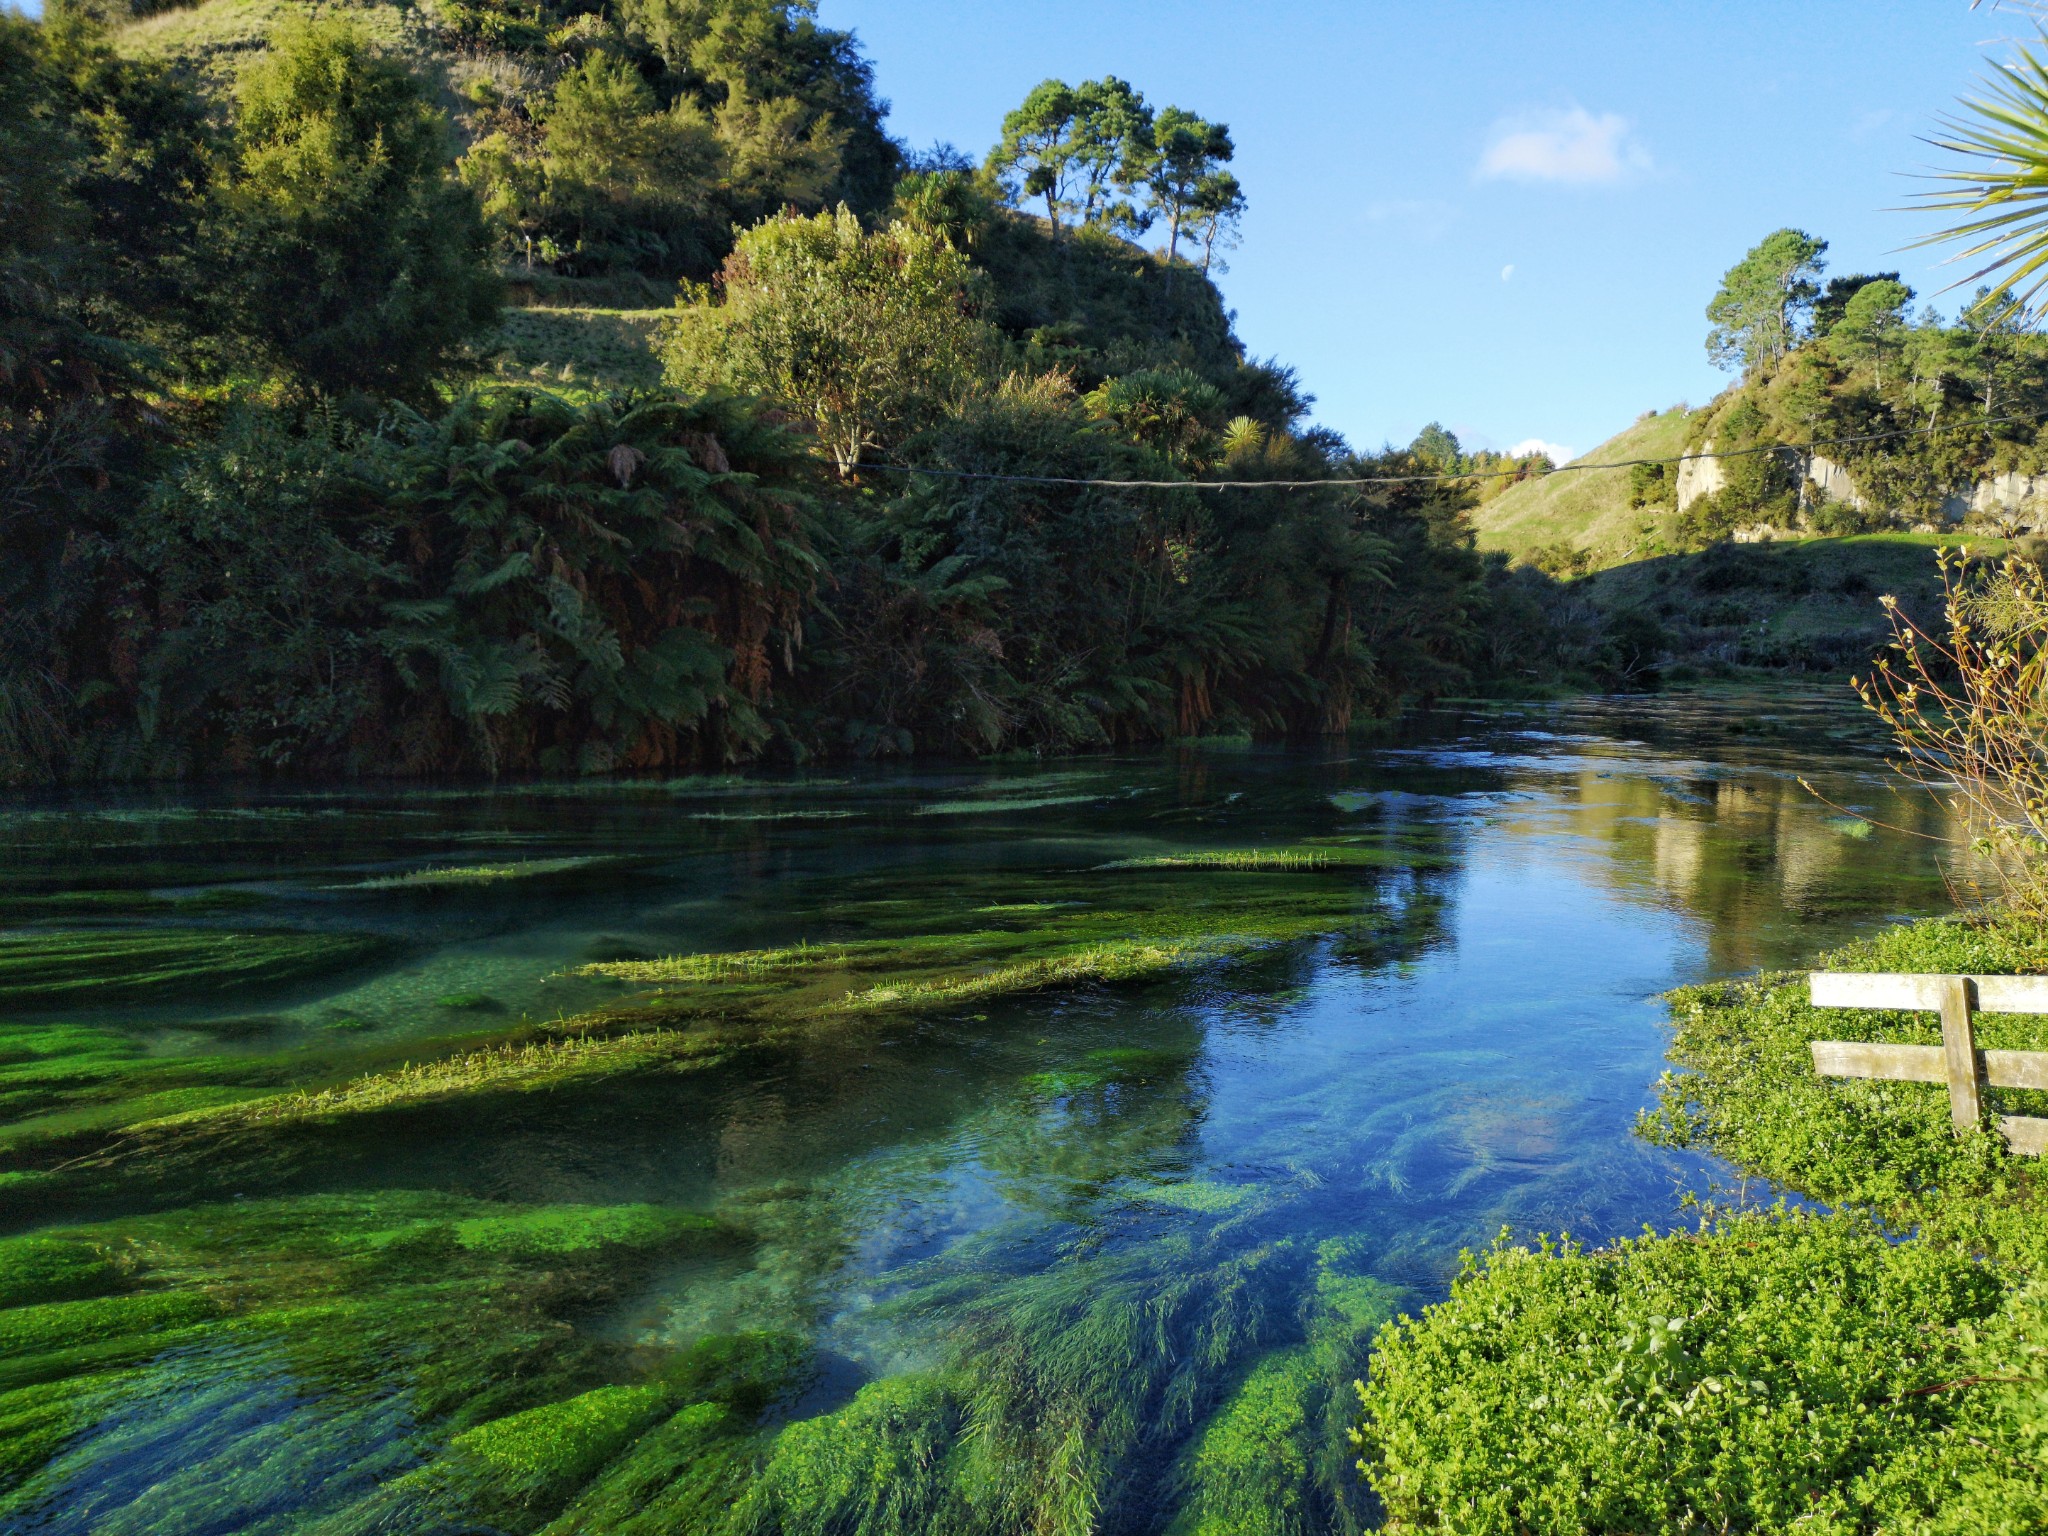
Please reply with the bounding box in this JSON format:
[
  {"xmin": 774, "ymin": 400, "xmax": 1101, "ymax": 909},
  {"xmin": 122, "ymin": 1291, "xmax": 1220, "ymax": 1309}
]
[
  {"xmin": 1, "ymin": 4, "xmax": 1640, "ymax": 783},
  {"xmin": 1628, "ymin": 222, "xmax": 2048, "ymax": 552},
  {"xmin": 1359, "ymin": 1211, "xmax": 2016, "ymax": 1534}
]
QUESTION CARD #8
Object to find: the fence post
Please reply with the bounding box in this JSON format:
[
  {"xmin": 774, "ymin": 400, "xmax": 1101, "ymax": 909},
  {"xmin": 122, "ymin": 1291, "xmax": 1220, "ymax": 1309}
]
[{"xmin": 1939, "ymin": 975, "xmax": 1984, "ymax": 1134}]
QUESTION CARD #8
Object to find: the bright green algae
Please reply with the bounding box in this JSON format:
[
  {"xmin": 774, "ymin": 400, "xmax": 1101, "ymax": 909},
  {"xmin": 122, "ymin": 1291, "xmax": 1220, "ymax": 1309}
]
[
  {"xmin": 0, "ymin": 826, "xmax": 1432, "ymax": 1532},
  {"xmin": 0, "ymin": 853, "xmax": 1425, "ymax": 1193},
  {"xmin": 0, "ymin": 930, "xmax": 392, "ymax": 1010}
]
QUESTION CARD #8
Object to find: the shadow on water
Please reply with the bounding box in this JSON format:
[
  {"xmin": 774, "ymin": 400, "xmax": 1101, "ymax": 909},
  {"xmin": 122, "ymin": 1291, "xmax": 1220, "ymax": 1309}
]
[{"xmin": 0, "ymin": 686, "xmax": 1968, "ymax": 1534}]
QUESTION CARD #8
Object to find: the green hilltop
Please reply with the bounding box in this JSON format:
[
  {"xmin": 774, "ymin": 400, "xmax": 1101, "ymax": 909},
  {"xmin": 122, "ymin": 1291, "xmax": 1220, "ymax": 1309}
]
[{"xmin": 1469, "ymin": 406, "xmax": 1695, "ymax": 566}]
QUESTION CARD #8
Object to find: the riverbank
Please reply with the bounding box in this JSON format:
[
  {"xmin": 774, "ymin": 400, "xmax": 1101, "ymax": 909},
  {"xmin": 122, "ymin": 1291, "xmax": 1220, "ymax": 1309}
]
[{"xmin": 1354, "ymin": 912, "xmax": 2048, "ymax": 1532}]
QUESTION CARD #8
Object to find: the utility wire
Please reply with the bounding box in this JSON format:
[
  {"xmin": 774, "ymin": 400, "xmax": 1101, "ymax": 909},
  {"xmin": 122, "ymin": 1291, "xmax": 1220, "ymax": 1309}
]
[{"xmin": 855, "ymin": 409, "xmax": 2048, "ymax": 491}]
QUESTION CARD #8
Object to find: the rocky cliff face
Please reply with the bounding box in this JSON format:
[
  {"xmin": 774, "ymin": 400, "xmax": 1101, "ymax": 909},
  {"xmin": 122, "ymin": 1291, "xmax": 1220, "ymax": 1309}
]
[
  {"xmin": 1674, "ymin": 443, "xmax": 1726, "ymax": 508},
  {"xmin": 1963, "ymin": 471, "xmax": 2048, "ymax": 519},
  {"xmin": 1674, "ymin": 445, "xmax": 2044, "ymax": 527},
  {"xmin": 1806, "ymin": 455, "xmax": 1865, "ymax": 511}
]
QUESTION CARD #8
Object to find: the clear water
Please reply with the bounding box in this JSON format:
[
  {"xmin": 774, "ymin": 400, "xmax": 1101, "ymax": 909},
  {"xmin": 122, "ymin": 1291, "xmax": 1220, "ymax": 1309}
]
[{"xmin": 0, "ymin": 688, "xmax": 1965, "ymax": 1534}]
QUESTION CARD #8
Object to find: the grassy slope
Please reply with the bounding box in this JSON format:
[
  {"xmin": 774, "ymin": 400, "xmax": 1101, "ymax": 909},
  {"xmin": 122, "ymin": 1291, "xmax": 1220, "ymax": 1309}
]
[
  {"xmin": 115, "ymin": 0, "xmax": 425, "ymax": 73},
  {"xmin": 1472, "ymin": 406, "xmax": 1694, "ymax": 563},
  {"xmin": 489, "ymin": 308, "xmax": 666, "ymax": 390},
  {"xmin": 1578, "ymin": 533, "xmax": 1987, "ymax": 671},
  {"xmin": 113, "ymin": 0, "xmax": 667, "ymax": 394}
]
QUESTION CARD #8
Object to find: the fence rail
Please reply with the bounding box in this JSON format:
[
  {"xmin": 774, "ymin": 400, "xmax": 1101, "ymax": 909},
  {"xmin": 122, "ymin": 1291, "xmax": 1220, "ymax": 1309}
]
[{"xmin": 1808, "ymin": 972, "xmax": 2048, "ymax": 1157}]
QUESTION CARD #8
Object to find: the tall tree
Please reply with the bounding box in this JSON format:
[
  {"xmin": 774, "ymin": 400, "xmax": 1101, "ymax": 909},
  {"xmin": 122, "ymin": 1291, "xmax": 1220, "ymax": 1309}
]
[
  {"xmin": 1070, "ymin": 75, "xmax": 1152, "ymax": 225},
  {"xmin": 1832, "ymin": 278, "xmax": 1913, "ymax": 389},
  {"xmin": 1704, "ymin": 228, "xmax": 1828, "ymax": 375},
  {"xmin": 1133, "ymin": 107, "xmax": 1233, "ymax": 277},
  {"xmin": 1191, "ymin": 170, "xmax": 1245, "ymax": 275},
  {"xmin": 215, "ymin": 17, "xmax": 502, "ymax": 403},
  {"xmin": 1812, "ymin": 272, "xmax": 1905, "ymax": 333},
  {"xmin": 989, "ymin": 78, "xmax": 1082, "ymax": 231}
]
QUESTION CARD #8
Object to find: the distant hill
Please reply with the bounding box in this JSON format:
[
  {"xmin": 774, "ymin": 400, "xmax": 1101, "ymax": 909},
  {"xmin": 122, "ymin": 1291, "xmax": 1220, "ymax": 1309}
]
[{"xmin": 1472, "ymin": 407, "xmax": 1696, "ymax": 565}]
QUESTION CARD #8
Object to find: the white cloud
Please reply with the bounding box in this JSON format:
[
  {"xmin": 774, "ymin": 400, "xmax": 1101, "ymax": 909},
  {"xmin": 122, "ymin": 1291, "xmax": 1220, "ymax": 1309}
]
[
  {"xmin": 1500, "ymin": 263, "xmax": 1515, "ymax": 282},
  {"xmin": 1509, "ymin": 437, "xmax": 1576, "ymax": 464},
  {"xmin": 1476, "ymin": 107, "xmax": 1650, "ymax": 186}
]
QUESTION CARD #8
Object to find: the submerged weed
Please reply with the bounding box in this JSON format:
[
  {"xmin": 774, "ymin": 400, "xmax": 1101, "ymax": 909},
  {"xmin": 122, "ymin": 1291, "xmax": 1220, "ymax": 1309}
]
[
  {"xmin": 1103, "ymin": 849, "xmax": 1334, "ymax": 872},
  {"xmin": 841, "ymin": 941, "xmax": 1217, "ymax": 1011},
  {"xmin": 575, "ymin": 941, "xmax": 852, "ymax": 985},
  {"xmin": 341, "ymin": 857, "xmax": 601, "ymax": 891},
  {"xmin": 0, "ymin": 930, "xmax": 391, "ymax": 1010},
  {"xmin": 137, "ymin": 1033, "xmax": 690, "ymax": 1136}
]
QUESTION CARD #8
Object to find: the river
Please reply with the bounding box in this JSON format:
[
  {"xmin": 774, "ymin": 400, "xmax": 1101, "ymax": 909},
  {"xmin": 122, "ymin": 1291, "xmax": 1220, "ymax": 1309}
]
[{"xmin": 0, "ymin": 687, "xmax": 1963, "ymax": 1535}]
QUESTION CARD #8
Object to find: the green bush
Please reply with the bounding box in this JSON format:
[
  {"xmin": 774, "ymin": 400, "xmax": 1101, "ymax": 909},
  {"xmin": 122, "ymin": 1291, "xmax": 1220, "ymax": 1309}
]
[{"xmin": 1356, "ymin": 1211, "xmax": 2005, "ymax": 1534}]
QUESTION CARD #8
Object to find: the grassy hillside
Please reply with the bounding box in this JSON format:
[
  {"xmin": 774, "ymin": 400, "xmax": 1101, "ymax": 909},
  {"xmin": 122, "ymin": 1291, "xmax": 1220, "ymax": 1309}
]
[
  {"xmin": 114, "ymin": 0, "xmax": 426, "ymax": 74},
  {"xmin": 1580, "ymin": 532, "xmax": 1988, "ymax": 675},
  {"xmin": 488, "ymin": 307, "xmax": 665, "ymax": 390},
  {"xmin": 1473, "ymin": 406, "xmax": 1695, "ymax": 564}
]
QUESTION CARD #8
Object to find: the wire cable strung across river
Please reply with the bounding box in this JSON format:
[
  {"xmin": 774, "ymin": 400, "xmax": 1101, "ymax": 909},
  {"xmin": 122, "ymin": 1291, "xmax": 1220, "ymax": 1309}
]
[{"xmin": 855, "ymin": 409, "xmax": 2048, "ymax": 490}]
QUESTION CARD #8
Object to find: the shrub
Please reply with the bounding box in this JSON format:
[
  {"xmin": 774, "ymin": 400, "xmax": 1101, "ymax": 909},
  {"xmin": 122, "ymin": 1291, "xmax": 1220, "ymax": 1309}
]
[
  {"xmin": 1356, "ymin": 1210, "xmax": 2008, "ymax": 1535},
  {"xmin": 1859, "ymin": 550, "xmax": 2048, "ymax": 916}
]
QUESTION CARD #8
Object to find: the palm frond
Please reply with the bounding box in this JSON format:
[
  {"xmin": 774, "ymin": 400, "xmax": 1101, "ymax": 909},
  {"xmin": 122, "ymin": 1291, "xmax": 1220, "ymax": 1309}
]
[{"xmin": 1909, "ymin": 34, "xmax": 2048, "ymax": 324}]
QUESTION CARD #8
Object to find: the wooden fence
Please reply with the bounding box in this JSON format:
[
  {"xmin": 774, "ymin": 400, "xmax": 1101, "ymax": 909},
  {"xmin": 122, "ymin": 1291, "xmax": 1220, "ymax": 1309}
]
[{"xmin": 1809, "ymin": 972, "xmax": 2048, "ymax": 1156}]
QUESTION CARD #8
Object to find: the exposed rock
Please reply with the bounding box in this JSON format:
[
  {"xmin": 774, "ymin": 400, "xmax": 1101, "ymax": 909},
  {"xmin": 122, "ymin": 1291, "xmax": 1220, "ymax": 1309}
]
[
  {"xmin": 1680, "ymin": 445, "xmax": 2042, "ymax": 527},
  {"xmin": 1967, "ymin": 470, "xmax": 2048, "ymax": 518},
  {"xmin": 1674, "ymin": 442, "xmax": 1726, "ymax": 510},
  {"xmin": 1805, "ymin": 455, "xmax": 1865, "ymax": 510}
]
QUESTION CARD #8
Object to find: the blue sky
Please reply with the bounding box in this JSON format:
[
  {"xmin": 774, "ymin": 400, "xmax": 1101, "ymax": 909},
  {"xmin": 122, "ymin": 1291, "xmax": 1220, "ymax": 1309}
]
[{"xmin": 819, "ymin": 0, "xmax": 2024, "ymax": 460}]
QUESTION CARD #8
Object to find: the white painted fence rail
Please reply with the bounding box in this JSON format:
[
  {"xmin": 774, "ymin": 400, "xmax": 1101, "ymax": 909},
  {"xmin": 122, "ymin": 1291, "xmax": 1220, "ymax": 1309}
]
[{"xmin": 1809, "ymin": 973, "xmax": 2048, "ymax": 1157}]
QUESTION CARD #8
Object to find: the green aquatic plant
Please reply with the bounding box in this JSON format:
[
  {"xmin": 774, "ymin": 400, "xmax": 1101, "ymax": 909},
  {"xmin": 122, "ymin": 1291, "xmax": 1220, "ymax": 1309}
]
[
  {"xmin": 151, "ymin": 1032, "xmax": 692, "ymax": 1131},
  {"xmin": 577, "ymin": 941, "xmax": 853, "ymax": 985},
  {"xmin": 0, "ymin": 1193, "xmax": 752, "ymax": 1524},
  {"xmin": 914, "ymin": 793, "xmax": 1108, "ymax": 816},
  {"xmin": 840, "ymin": 940, "xmax": 1215, "ymax": 1011},
  {"xmin": 451, "ymin": 1383, "xmax": 677, "ymax": 1520},
  {"xmin": 667, "ymin": 1164, "xmax": 1389, "ymax": 1536},
  {"xmin": 0, "ymin": 1019, "xmax": 299, "ymax": 1162},
  {"xmin": 341, "ymin": 857, "xmax": 601, "ymax": 890},
  {"xmin": 0, "ymin": 817, "xmax": 1460, "ymax": 1534},
  {"xmin": 0, "ymin": 929, "xmax": 392, "ymax": 1009},
  {"xmin": 737, "ymin": 1374, "xmax": 969, "ymax": 1536},
  {"xmin": 1104, "ymin": 849, "xmax": 1334, "ymax": 871},
  {"xmin": 118, "ymin": 857, "xmax": 1404, "ymax": 1165}
]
